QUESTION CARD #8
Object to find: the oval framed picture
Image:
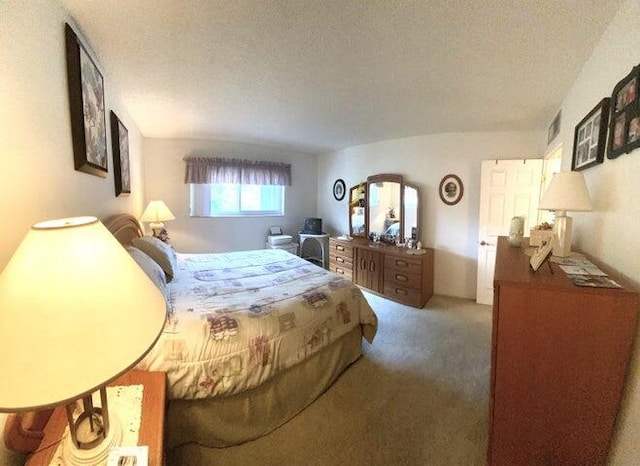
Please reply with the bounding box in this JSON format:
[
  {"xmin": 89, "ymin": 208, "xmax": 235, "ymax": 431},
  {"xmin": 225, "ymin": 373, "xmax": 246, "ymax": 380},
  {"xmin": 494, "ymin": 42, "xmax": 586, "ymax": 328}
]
[
  {"xmin": 333, "ymin": 179, "xmax": 346, "ymax": 201},
  {"xmin": 439, "ymin": 174, "xmax": 463, "ymax": 205}
]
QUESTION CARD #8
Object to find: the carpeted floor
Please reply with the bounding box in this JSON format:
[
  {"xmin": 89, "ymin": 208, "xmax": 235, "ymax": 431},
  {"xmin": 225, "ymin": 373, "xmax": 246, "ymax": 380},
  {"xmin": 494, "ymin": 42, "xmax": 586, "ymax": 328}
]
[{"xmin": 168, "ymin": 292, "xmax": 493, "ymax": 465}]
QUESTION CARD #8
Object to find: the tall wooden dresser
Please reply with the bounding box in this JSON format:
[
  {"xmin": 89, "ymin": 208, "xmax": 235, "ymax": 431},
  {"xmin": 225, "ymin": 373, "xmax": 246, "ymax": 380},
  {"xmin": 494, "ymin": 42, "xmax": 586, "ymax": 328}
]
[
  {"xmin": 489, "ymin": 237, "xmax": 638, "ymax": 465},
  {"xmin": 329, "ymin": 237, "xmax": 434, "ymax": 308}
]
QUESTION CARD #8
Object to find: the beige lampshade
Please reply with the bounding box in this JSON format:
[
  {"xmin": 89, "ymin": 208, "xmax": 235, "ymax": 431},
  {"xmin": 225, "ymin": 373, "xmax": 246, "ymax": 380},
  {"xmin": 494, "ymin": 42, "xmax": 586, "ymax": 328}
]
[
  {"xmin": 140, "ymin": 200, "xmax": 175, "ymax": 225},
  {"xmin": 0, "ymin": 217, "xmax": 166, "ymax": 411},
  {"xmin": 539, "ymin": 171, "xmax": 593, "ymax": 212}
]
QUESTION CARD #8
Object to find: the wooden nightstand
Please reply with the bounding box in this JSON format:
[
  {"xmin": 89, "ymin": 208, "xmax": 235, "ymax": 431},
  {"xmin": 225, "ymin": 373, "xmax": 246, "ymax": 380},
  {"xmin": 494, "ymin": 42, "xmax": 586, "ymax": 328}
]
[{"xmin": 25, "ymin": 370, "xmax": 166, "ymax": 466}]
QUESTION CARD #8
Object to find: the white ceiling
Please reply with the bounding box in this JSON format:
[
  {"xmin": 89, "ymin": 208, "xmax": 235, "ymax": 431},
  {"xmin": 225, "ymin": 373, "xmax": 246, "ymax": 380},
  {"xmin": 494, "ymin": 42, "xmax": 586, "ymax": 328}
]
[{"xmin": 63, "ymin": 0, "xmax": 623, "ymax": 153}]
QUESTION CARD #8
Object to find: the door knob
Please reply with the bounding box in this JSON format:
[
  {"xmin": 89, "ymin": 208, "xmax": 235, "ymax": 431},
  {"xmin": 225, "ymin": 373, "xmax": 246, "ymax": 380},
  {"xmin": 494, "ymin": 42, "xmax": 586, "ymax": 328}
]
[{"xmin": 480, "ymin": 240, "xmax": 492, "ymax": 246}]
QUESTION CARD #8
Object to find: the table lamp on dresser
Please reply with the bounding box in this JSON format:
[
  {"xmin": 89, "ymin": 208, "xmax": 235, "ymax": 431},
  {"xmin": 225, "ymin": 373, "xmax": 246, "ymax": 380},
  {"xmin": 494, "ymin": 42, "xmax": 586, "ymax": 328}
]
[
  {"xmin": 538, "ymin": 171, "xmax": 592, "ymax": 257},
  {"xmin": 0, "ymin": 216, "xmax": 166, "ymax": 465}
]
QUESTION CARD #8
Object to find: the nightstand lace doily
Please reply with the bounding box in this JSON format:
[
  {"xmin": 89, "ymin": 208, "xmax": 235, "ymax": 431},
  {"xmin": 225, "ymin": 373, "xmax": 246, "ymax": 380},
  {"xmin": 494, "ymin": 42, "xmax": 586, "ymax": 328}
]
[{"xmin": 49, "ymin": 384, "xmax": 143, "ymax": 466}]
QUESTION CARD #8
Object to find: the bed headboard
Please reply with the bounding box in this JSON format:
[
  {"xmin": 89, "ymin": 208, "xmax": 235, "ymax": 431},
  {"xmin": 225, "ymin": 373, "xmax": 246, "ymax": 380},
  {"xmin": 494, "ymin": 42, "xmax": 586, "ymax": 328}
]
[{"xmin": 102, "ymin": 213, "xmax": 144, "ymax": 245}]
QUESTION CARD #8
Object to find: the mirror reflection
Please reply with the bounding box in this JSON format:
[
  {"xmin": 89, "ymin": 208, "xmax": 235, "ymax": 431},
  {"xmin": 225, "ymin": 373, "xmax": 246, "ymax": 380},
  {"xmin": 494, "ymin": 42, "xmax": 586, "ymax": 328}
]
[
  {"xmin": 347, "ymin": 174, "xmax": 421, "ymax": 243},
  {"xmin": 404, "ymin": 184, "xmax": 418, "ymax": 240},
  {"xmin": 368, "ymin": 181, "xmax": 401, "ymax": 241},
  {"xmin": 349, "ymin": 184, "xmax": 366, "ymax": 236}
]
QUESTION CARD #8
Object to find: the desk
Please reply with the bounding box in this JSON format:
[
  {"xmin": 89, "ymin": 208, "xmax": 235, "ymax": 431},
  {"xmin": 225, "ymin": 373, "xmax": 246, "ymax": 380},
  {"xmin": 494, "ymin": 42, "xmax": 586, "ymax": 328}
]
[{"xmin": 298, "ymin": 233, "xmax": 329, "ymax": 269}]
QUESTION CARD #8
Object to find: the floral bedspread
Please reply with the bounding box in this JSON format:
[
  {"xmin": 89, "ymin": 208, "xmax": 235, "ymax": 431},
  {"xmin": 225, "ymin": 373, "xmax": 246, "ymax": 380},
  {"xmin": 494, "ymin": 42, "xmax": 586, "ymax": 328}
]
[{"xmin": 137, "ymin": 249, "xmax": 377, "ymax": 400}]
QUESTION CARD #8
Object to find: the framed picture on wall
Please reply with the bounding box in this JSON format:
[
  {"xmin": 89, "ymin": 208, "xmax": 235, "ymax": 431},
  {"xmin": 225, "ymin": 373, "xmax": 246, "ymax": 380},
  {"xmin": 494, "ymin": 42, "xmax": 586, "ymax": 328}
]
[
  {"xmin": 608, "ymin": 64, "xmax": 640, "ymax": 159},
  {"xmin": 571, "ymin": 98, "xmax": 610, "ymax": 171},
  {"xmin": 65, "ymin": 23, "xmax": 108, "ymax": 177},
  {"xmin": 110, "ymin": 111, "xmax": 131, "ymax": 197},
  {"xmin": 438, "ymin": 174, "xmax": 463, "ymax": 206},
  {"xmin": 548, "ymin": 110, "xmax": 561, "ymax": 145}
]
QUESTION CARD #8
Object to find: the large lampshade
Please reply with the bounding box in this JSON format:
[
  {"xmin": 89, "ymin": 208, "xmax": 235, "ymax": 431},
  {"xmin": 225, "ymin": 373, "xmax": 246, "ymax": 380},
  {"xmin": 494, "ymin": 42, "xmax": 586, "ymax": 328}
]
[
  {"xmin": 140, "ymin": 200, "xmax": 175, "ymax": 230},
  {"xmin": 538, "ymin": 172, "xmax": 592, "ymax": 257},
  {"xmin": 539, "ymin": 171, "xmax": 593, "ymax": 212},
  {"xmin": 0, "ymin": 217, "xmax": 165, "ymax": 414}
]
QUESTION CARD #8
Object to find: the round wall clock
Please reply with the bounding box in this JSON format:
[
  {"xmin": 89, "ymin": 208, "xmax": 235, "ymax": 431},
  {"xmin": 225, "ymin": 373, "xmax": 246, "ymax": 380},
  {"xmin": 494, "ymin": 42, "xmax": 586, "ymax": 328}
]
[
  {"xmin": 333, "ymin": 179, "xmax": 346, "ymax": 201},
  {"xmin": 439, "ymin": 174, "xmax": 464, "ymax": 205}
]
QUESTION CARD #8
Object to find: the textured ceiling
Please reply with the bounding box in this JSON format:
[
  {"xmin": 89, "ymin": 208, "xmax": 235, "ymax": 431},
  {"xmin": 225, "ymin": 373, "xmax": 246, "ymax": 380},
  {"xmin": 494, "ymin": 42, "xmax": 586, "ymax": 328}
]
[{"xmin": 62, "ymin": 0, "xmax": 623, "ymax": 153}]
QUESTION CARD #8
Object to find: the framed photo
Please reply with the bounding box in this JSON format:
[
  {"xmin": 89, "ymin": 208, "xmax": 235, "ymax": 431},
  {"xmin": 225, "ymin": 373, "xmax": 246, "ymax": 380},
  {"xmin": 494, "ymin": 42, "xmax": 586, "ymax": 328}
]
[
  {"xmin": 547, "ymin": 110, "xmax": 561, "ymax": 145},
  {"xmin": 65, "ymin": 24, "xmax": 107, "ymax": 177},
  {"xmin": 110, "ymin": 111, "xmax": 131, "ymax": 197},
  {"xmin": 608, "ymin": 64, "xmax": 640, "ymax": 159},
  {"xmin": 530, "ymin": 237, "xmax": 554, "ymax": 272},
  {"xmin": 333, "ymin": 179, "xmax": 346, "ymax": 201},
  {"xmin": 571, "ymin": 98, "xmax": 610, "ymax": 171},
  {"xmin": 438, "ymin": 174, "xmax": 463, "ymax": 205}
]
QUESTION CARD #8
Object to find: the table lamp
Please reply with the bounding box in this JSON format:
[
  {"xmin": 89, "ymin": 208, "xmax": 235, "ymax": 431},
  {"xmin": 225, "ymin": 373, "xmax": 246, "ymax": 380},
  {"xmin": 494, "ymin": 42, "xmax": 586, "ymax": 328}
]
[
  {"xmin": 0, "ymin": 217, "xmax": 166, "ymax": 465},
  {"xmin": 140, "ymin": 200, "xmax": 175, "ymax": 237},
  {"xmin": 538, "ymin": 171, "xmax": 592, "ymax": 257}
]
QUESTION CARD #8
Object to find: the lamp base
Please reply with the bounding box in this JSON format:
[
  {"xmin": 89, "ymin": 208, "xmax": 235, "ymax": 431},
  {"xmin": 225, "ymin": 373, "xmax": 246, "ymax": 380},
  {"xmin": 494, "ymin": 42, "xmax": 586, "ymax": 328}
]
[
  {"xmin": 61, "ymin": 412, "xmax": 122, "ymax": 465},
  {"xmin": 552, "ymin": 212, "xmax": 573, "ymax": 257}
]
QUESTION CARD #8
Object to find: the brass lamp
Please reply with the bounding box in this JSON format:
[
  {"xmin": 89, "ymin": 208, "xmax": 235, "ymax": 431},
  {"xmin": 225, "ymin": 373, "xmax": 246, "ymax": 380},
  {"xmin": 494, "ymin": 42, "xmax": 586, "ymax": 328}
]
[{"xmin": 0, "ymin": 217, "xmax": 166, "ymax": 464}]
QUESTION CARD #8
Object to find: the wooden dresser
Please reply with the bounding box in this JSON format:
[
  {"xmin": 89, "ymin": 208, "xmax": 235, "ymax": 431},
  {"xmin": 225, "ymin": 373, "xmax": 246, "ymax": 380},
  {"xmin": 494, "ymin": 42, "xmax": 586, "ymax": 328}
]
[
  {"xmin": 489, "ymin": 237, "xmax": 638, "ymax": 465},
  {"xmin": 329, "ymin": 237, "xmax": 434, "ymax": 308}
]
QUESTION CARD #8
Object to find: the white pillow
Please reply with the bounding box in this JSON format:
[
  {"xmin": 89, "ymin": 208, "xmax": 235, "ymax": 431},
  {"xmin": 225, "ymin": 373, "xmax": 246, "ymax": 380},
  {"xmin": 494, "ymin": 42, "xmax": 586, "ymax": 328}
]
[{"xmin": 125, "ymin": 246, "xmax": 168, "ymax": 297}]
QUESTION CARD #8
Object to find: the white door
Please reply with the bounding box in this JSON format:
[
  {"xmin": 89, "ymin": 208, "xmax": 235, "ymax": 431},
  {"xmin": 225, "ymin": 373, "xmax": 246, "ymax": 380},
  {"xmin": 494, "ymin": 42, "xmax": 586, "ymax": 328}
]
[{"xmin": 476, "ymin": 159, "xmax": 544, "ymax": 305}]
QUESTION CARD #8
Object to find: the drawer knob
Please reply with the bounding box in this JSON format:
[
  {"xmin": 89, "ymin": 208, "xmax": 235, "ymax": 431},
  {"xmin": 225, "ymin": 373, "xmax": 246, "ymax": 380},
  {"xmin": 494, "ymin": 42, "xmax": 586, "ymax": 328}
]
[
  {"xmin": 396, "ymin": 260, "xmax": 408, "ymax": 267},
  {"xmin": 337, "ymin": 257, "xmax": 344, "ymax": 263},
  {"xmin": 396, "ymin": 274, "xmax": 408, "ymax": 282},
  {"xmin": 337, "ymin": 245, "xmax": 344, "ymax": 251},
  {"xmin": 395, "ymin": 288, "xmax": 408, "ymax": 295}
]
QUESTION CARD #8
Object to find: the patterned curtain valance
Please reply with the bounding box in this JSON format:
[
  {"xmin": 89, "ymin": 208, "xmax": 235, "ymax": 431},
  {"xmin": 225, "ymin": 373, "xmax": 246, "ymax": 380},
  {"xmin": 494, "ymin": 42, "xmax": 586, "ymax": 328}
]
[{"xmin": 183, "ymin": 157, "xmax": 292, "ymax": 186}]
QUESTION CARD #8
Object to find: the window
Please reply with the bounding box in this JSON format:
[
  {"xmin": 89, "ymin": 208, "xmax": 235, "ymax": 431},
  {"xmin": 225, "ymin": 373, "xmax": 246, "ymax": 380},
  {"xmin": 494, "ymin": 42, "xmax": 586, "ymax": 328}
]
[
  {"xmin": 183, "ymin": 156, "xmax": 291, "ymax": 217},
  {"xmin": 190, "ymin": 183, "xmax": 285, "ymax": 217}
]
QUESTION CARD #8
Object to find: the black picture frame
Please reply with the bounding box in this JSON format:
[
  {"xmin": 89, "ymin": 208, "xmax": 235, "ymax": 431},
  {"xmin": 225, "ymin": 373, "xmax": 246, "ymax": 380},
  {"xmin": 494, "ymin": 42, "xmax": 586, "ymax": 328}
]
[
  {"xmin": 571, "ymin": 98, "xmax": 610, "ymax": 171},
  {"xmin": 333, "ymin": 179, "xmax": 346, "ymax": 201},
  {"xmin": 608, "ymin": 64, "xmax": 640, "ymax": 159},
  {"xmin": 110, "ymin": 111, "xmax": 131, "ymax": 197},
  {"xmin": 439, "ymin": 174, "xmax": 463, "ymax": 205},
  {"xmin": 65, "ymin": 23, "xmax": 108, "ymax": 178}
]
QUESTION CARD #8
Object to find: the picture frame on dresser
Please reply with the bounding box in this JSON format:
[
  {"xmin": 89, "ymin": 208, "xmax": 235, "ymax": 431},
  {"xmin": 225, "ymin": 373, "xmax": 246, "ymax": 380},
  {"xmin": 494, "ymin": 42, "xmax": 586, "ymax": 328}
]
[
  {"xmin": 571, "ymin": 98, "xmax": 610, "ymax": 171},
  {"xmin": 110, "ymin": 111, "xmax": 131, "ymax": 197},
  {"xmin": 64, "ymin": 23, "xmax": 108, "ymax": 178},
  {"xmin": 608, "ymin": 64, "xmax": 640, "ymax": 159}
]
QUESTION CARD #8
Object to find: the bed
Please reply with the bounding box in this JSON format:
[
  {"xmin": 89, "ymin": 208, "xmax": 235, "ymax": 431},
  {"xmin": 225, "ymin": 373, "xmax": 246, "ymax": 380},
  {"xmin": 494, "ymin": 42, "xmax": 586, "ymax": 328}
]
[{"xmin": 102, "ymin": 214, "xmax": 378, "ymax": 448}]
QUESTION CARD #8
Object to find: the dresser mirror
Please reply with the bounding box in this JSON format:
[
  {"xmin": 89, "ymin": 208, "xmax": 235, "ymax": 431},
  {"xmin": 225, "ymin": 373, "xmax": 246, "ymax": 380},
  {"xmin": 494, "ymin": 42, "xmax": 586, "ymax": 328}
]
[
  {"xmin": 349, "ymin": 183, "xmax": 367, "ymax": 237},
  {"xmin": 347, "ymin": 174, "xmax": 420, "ymax": 243},
  {"xmin": 367, "ymin": 174, "xmax": 402, "ymax": 242},
  {"xmin": 403, "ymin": 183, "xmax": 419, "ymax": 241}
]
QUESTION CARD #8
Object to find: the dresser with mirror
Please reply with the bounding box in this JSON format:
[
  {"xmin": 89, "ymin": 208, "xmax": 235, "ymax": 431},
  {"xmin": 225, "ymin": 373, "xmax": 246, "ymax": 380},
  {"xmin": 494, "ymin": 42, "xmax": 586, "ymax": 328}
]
[{"xmin": 331, "ymin": 173, "xmax": 433, "ymax": 308}]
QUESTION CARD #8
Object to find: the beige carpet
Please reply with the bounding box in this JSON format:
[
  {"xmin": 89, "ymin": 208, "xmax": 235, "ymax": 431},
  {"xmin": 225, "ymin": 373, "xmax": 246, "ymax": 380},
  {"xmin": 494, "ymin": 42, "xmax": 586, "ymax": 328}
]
[{"xmin": 168, "ymin": 293, "xmax": 492, "ymax": 466}]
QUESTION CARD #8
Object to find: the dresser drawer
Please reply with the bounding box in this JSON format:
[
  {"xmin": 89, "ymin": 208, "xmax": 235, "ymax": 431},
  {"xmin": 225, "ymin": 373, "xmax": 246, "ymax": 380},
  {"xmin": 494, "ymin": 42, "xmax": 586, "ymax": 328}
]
[
  {"xmin": 329, "ymin": 239, "xmax": 353, "ymax": 258},
  {"xmin": 384, "ymin": 254, "xmax": 423, "ymax": 275},
  {"xmin": 384, "ymin": 267, "xmax": 422, "ymax": 289},
  {"xmin": 383, "ymin": 283, "xmax": 422, "ymax": 307},
  {"xmin": 330, "ymin": 252, "xmax": 353, "ymax": 268},
  {"xmin": 330, "ymin": 264, "xmax": 353, "ymax": 281}
]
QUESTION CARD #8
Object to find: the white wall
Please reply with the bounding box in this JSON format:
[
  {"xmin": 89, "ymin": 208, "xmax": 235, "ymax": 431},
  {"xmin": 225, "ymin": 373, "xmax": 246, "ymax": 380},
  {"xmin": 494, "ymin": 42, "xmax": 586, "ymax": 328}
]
[
  {"xmin": 143, "ymin": 138, "xmax": 317, "ymax": 253},
  {"xmin": 0, "ymin": 2, "xmax": 146, "ymax": 463},
  {"xmin": 316, "ymin": 131, "xmax": 545, "ymax": 298},
  {"xmin": 556, "ymin": 0, "xmax": 640, "ymax": 463}
]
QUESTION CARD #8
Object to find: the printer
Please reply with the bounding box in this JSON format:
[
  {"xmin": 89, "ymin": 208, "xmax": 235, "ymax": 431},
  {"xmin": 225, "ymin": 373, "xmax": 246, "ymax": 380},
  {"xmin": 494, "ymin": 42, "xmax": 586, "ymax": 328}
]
[{"xmin": 267, "ymin": 234, "xmax": 293, "ymax": 246}]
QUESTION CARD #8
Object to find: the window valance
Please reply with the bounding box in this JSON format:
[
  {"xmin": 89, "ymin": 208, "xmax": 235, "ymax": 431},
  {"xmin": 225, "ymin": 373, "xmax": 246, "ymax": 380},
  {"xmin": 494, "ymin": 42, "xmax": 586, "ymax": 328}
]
[{"xmin": 183, "ymin": 157, "xmax": 292, "ymax": 186}]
